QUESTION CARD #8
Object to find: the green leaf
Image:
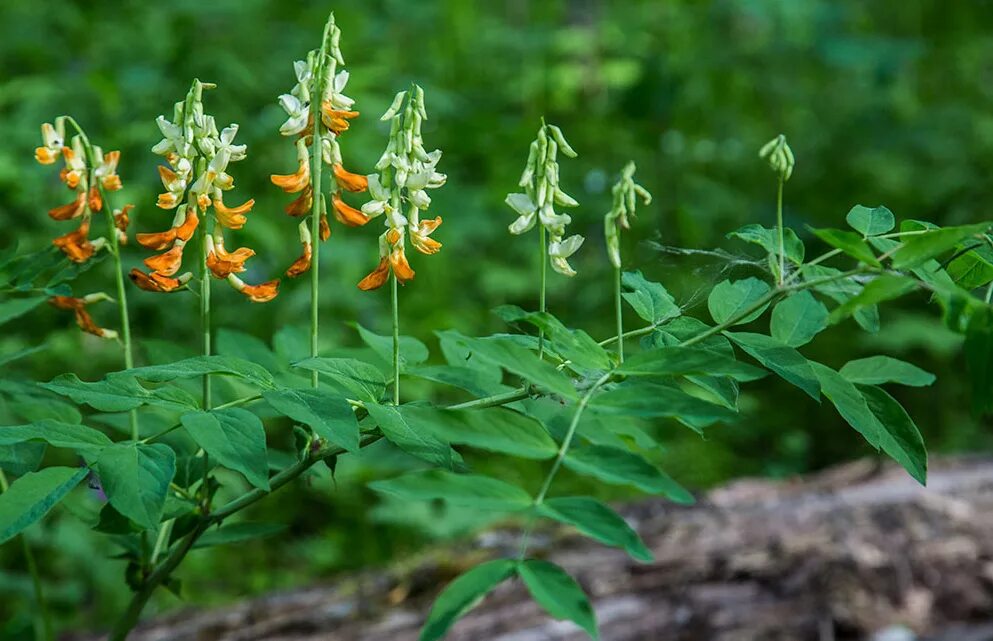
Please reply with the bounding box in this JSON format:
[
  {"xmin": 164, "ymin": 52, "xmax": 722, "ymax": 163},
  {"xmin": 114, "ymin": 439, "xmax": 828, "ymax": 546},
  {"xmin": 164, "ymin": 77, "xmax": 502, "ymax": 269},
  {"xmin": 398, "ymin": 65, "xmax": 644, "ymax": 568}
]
[
  {"xmin": 454, "ymin": 333, "xmax": 577, "ymax": 399},
  {"xmin": 407, "ymin": 364, "xmax": 510, "ymax": 398},
  {"xmin": 616, "ymin": 346, "xmax": 765, "ymax": 382},
  {"xmin": 858, "ymin": 385, "xmax": 927, "ymax": 484},
  {"xmin": 419, "ymin": 560, "xmax": 517, "ymax": 641},
  {"xmin": 0, "ymin": 442, "xmax": 46, "ymax": 476},
  {"xmin": 564, "ymin": 445, "xmax": 693, "ymax": 504},
  {"xmin": 810, "ymin": 228, "xmax": 881, "ymax": 266},
  {"xmin": 811, "ymin": 362, "xmax": 883, "ymax": 449},
  {"xmin": 590, "ymin": 381, "xmax": 736, "ymax": 431},
  {"xmin": 216, "ymin": 328, "xmax": 282, "ymax": 373},
  {"xmin": 518, "ymin": 560, "xmax": 598, "ymax": 639},
  {"xmin": 126, "ymin": 355, "xmax": 275, "ymax": 389},
  {"xmin": 263, "ymin": 389, "xmax": 359, "ymax": 453},
  {"xmin": 402, "ymin": 405, "xmax": 558, "ymax": 460},
  {"xmin": 0, "ymin": 466, "xmax": 88, "ymax": 544},
  {"xmin": 620, "ymin": 271, "xmax": 681, "ymax": 324},
  {"xmin": 180, "ymin": 409, "xmax": 270, "ymax": 490},
  {"xmin": 369, "ymin": 470, "xmax": 533, "ymax": 511},
  {"xmin": 96, "ymin": 442, "xmax": 176, "ymax": 529},
  {"xmin": 890, "ymin": 223, "xmax": 990, "ymax": 269},
  {"xmin": 801, "ymin": 265, "xmax": 880, "ymax": 333},
  {"xmin": 827, "ymin": 275, "xmax": 917, "ymax": 325},
  {"xmin": 708, "ymin": 278, "xmax": 771, "ymax": 326},
  {"xmin": 947, "ymin": 244, "xmax": 993, "ymax": 290},
  {"xmin": 0, "ymin": 420, "xmax": 112, "ymax": 452},
  {"xmin": 770, "ymin": 290, "xmax": 828, "ymax": 347},
  {"xmin": 365, "ymin": 403, "xmax": 456, "ymax": 469},
  {"xmin": 494, "ymin": 307, "xmax": 612, "ymax": 371},
  {"xmin": 845, "ymin": 205, "xmax": 895, "ymax": 237},
  {"xmin": 724, "ymin": 332, "xmax": 820, "ymax": 400},
  {"xmin": 356, "ymin": 323, "xmax": 429, "ymax": 370},
  {"xmin": 193, "ymin": 522, "xmax": 287, "ymax": 549},
  {"xmin": 965, "ymin": 307, "xmax": 993, "ymax": 416},
  {"xmin": 727, "ymin": 224, "xmax": 805, "ymax": 264},
  {"xmin": 292, "ymin": 357, "xmax": 387, "ymax": 403},
  {"xmin": 839, "ymin": 356, "xmax": 936, "ymax": 387},
  {"xmin": 0, "ymin": 296, "xmax": 47, "ymax": 327},
  {"xmin": 0, "ymin": 345, "xmax": 48, "ymax": 369},
  {"xmin": 41, "ymin": 374, "xmax": 199, "ymax": 413},
  {"xmin": 540, "ymin": 496, "xmax": 652, "ymax": 562}
]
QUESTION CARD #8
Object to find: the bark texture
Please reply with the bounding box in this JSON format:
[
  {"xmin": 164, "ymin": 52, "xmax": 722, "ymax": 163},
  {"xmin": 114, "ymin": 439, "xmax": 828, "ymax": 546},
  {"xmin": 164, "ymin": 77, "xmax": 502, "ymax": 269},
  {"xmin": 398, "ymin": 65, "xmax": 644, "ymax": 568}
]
[{"xmin": 77, "ymin": 457, "xmax": 993, "ymax": 641}]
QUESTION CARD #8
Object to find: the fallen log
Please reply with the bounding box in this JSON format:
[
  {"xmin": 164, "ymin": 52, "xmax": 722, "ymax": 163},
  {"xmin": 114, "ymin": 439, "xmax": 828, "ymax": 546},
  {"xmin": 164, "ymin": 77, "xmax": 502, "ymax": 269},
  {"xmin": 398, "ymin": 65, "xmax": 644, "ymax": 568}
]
[{"xmin": 76, "ymin": 457, "xmax": 993, "ymax": 641}]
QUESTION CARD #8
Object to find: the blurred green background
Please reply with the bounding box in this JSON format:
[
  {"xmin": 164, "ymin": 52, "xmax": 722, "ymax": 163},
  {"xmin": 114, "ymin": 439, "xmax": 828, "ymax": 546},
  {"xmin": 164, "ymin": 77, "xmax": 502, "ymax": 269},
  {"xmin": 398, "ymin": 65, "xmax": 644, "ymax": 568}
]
[{"xmin": 2, "ymin": 0, "xmax": 991, "ymax": 637}]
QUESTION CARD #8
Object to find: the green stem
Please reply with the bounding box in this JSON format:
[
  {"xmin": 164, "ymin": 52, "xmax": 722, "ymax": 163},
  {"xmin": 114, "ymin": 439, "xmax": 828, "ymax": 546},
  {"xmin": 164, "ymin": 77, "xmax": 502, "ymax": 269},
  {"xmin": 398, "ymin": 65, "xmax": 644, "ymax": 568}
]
[
  {"xmin": 776, "ymin": 174, "xmax": 785, "ymax": 286},
  {"xmin": 391, "ymin": 271, "xmax": 400, "ymax": 405},
  {"xmin": 538, "ymin": 223, "xmax": 547, "ymax": 359},
  {"xmin": 308, "ymin": 68, "xmax": 328, "ymax": 390},
  {"xmin": 986, "ymin": 280, "xmax": 993, "ymax": 305},
  {"xmin": 0, "ymin": 470, "xmax": 51, "ymax": 641},
  {"xmin": 614, "ymin": 265, "xmax": 624, "ymax": 363}
]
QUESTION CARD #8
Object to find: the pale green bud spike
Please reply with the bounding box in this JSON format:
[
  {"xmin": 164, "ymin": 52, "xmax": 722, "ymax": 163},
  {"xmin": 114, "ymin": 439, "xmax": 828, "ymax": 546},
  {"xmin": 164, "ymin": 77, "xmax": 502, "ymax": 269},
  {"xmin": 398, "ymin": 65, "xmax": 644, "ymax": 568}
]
[
  {"xmin": 604, "ymin": 161, "xmax": 652, "ymax": 268},
  {"xmin": 759, "ymin": 133, "xmax": 795, "ymax": 181}
]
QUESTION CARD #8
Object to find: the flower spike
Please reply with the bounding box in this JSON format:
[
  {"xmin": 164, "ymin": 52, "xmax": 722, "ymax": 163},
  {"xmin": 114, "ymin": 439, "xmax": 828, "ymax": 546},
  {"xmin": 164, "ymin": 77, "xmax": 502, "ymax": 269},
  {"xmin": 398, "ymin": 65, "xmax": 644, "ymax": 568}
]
[
  {"xmin": 49, "ymin": 293, "xmax": 118, "ymax": 339},
  {"xmin": 604, "ymin": 162, "xmax": 652, "ymax": 268},
  {"xmin": 357, "ymin": 85, "xmax": 446, "ymax": 290}
]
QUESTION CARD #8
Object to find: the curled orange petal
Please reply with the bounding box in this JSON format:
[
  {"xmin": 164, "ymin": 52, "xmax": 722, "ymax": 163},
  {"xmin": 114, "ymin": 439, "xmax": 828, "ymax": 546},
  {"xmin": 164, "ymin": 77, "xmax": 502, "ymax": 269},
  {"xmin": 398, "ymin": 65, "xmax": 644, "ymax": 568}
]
[
  {"xmin": 320, "ymin": 103, "xmax": 359, "ymax": 134},
  {"xmin": 332, "ymin": 193, "xmax": 370, "ymax": 227},
  {"xmin": 285, "ymin": 242, "xmax": 312, "ymax": 278},
  {"xmin": 136, "ymin": 228, "xmax": 177, "ymax": 251},
  {"xmin": 114, "ymin": 205, "xmax": 133, "ymax": 233},
  {"xmin": 88, "ymin": 186, "xmax": 102, "ymax": 213},
  {"xmin": 357, "ymin": 257, "xmax": 390, "ymax": 291},
  {"xmin": 390, "ymin": 248, "xmax": 415, "ymax": 284},
  {"xmin": 214, "ymin": 197, "xmax": 254, "ymax": 230},
  {"xmin": 48, "ymin": 191, "xmax": 86, "ymax": 221},
  {"xmin": 143, "ymin": 245, "xmax": 184, "ymax": 276},
  {"xmin": 285, "ymin": 186, "xmax": 313, "ymax": 217},
  {"xmin": 319, "ymin": 213, "xmax": 331, "ymax": 241},
  {"xmin": 129, "ymin": 269, "xmax": 186, "ymax": 293},
  {"xmin": 35, "ymin": 147, "xmax": 59, "ymax": 165},
  {"xmin": 52, "ymin": 219, "xmax": 94, "ymax": 263},
  {"xmin": 235, "ymin": 279, "xmax": 280, "ymax": 303},
  {"xmin": 332, "ymin": 164, "xmax": 368, "ymax": 193},
  {"xmin": 270, "ymin": 162, "xmax": 310, "ymax": 194}
]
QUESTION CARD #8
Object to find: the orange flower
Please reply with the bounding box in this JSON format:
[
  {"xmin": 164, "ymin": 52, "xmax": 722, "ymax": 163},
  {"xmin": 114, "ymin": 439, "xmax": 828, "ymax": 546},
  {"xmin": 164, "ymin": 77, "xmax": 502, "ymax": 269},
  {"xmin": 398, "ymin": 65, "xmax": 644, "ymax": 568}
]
[
  {"xmin": 97, "ymin": 151, "xmax": 123, "ymax": 191},
  {"xmin": 333, "ymin": 163, "xmax": 368, "ymax": 192},
  {"xmin": 59, "ymin": 148, "xmax": 84, "ymax": 188},
  {"xmin": 143, "ymin": 245, "xmax": 185, "ymax": 276},
  {"xmin": 137, "ymin": 208, "xmax": 198, "ymax": 249},
  {"xmin": 175, "ymin": 208, "xmax": 200, "ymax": 241},
  {"xmin": 35, "ymin": 146, "xmax": 60, "ymax": 165},
  {"xmin": 410, "ymin": 216, "xmax": 443, "ymax": 255},
  {"xmin": 88, "ymin": 186, "xmax": 103, "ymax": 213},
  {"xmin": 228, "ymin": 274, "xmax": 280, "ymax": 302},
  {"xmin": 129, "ymin": 269, "xmax": 190, "ymax": 293},
  {"xmin": 48, "ymin": 191, "xmax": 86, "ymax": 221},
  {"xmin": 320, "ymin": 103, "xmax": 359, "ymax": 134},
  {"xmin": 389, "ymin": 247, "xmax": 416, "ymax": 283},
  {"xmin": 285, "ymin": 241, "xmax": 312, "ymax": 278},
  {"xmin": 113, "ymin": 204, "xmax": 133, "ymax": 245},
  {"xmin": 206, "ymin": 237, "xmax": 254, "ymax": 278},
  {"xmin": 49, "ymin": 295, "xmax": 116, "ymax": 339},
  {"xmin": 270, "ymin": 140, "xmax": 311, "ymax": 193},
  {"xmin": 285, "ymin": 186, "xmax": 313, "ymax": 217},
  {"xmin": 357, "ymin": 257, "xmax": 390, "ymax": 291},
  {"xmin": 213, "ymin": 196, "xmax": 254, "ymax": 230},
  {"xmin": 332, "ymin": 193, "xmax": 370, "ymax": 227},
  {"xmin": 52, "ymin": 219, "xmax": 95, "ymax": 263},
  {"xmin": 319, "ymin": 213, "xmax": 331, "ymax": 241}
]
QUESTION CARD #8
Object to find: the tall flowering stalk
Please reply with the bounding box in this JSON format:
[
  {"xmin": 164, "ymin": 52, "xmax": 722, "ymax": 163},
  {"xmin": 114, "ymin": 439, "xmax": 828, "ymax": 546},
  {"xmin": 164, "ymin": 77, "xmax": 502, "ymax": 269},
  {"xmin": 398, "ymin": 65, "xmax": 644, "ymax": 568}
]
[
  {"xmin": 357, "ymin": 85, "xmax": 446, "ymax": 404},
  {"xmin": 506, "ymin": 121, "xmax": 583, "ymax": 358},
  {"xmin": 758, "ymin": 134, "xmax": 795, "ymax": 285},
  {"xmin": 132, "ymin": 79, "xmax": 278, "ymax": 412},
  {"xmin": 271, "ymin": 12, "xmax": 369, "ymax": 389},
  {"xmin": 604, "ymin": 162, "xmax": 652, "ymax": 362}
]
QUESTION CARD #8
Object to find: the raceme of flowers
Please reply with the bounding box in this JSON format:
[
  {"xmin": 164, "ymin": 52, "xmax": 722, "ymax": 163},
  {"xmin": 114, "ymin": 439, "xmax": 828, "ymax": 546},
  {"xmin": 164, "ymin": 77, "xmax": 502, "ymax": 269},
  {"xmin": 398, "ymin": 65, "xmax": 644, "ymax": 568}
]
[
  {"xmin": 131, "ymin": 82, "xmax": 279, "ymax": 302},
  {"xmin": 357, "ymin": 85, "xmax": 446, "ymax": 291},
  {"xmin": 271, "ymin": 13, "xmax": 369, "ymax": 279},
  {"xmin": 505, "ymin": 122, "xmax": 584, "ymax": 276},
  {"xmin": 604, "ymin": 162, "xmax": 652, "ymax": 269}
]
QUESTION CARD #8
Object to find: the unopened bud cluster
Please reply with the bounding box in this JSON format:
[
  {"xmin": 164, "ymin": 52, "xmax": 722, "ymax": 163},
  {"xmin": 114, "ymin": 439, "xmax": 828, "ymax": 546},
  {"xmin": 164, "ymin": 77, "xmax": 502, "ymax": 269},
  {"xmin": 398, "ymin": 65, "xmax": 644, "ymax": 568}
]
[
  {"xmin": 604, "ymin": 162, "xmax": 652, "ymax": 268},
  {"xmin": 758, "ymin": 134, "xmax": 795, "ymax": 181}
]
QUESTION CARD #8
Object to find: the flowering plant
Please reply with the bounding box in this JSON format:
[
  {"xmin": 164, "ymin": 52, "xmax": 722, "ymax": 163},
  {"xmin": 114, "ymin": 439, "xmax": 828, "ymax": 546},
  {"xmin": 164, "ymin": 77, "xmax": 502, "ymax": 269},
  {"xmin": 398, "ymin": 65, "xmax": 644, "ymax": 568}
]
[{"xmin": 2, "ymin": 10, "xmax": 993, "ymax": 641}]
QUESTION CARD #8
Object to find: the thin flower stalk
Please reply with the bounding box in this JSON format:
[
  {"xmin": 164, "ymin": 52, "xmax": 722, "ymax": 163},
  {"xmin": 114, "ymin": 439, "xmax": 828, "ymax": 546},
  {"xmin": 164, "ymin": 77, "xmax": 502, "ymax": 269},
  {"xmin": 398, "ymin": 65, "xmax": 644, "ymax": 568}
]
[
  {"xmin": 506, "ymin": 121, "xmax": 583, "ymax": 358},
  {"xmin": 758, "ymin": 134, "xmax": 795, "ymax": 285},
  {"xmin": 271, "ymin": 12, "xmax": 366, "ymax": 388},
  {"xmin": 357, "ymin": 85, "xmax": 446, "ymax": 404},
  {"xmin": 604, "ymin": 161, "xmax": 652, "ymax": 362}
]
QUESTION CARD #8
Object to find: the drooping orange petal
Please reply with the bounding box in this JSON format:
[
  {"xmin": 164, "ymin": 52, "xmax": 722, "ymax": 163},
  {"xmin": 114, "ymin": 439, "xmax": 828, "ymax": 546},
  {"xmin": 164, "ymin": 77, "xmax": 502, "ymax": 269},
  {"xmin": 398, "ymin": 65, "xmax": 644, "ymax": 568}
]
[
  {"xmin": 72, "ymin": 307, "xmax": 107, "ymax": 337},
  {"xmin": 390, "ymin": 248, "xmax": 416, "ymax": 284},
  {"xmin": 420, "ymin": 216, "xmax": 443, "ymax": 234},
  {"xmin": 285, "ymin": 242, "xmax": 312, "ymax": 278},
  {"xmin": 214, "ymin": 197, "xmax": 254, "ymax": 230},
  {"xmin": 319, "ymin": 213, "xmax": 331, "ymax": 241},
  {"xmin": 48, "ymin": 296, "xmax": 83, "ymax": 311},
  {"xmin": 320, "ymin": 103, "xmax": 359, "ymax": 134},
  {"xmin": 332, "ymin": 194, "xmax": 370, "ymax": 227},
  {"xmin": 357, "ymin": 257, "xmax": 390, "ymax": 291},
  {"xmin": 332, "ymin": 164, "xmax": 368, "ymax": 193},
  {"xmin": 175, "ymin": 209, "xmax": 200, "ymax": 241},
  {"xmin": 206, "ymin": 250, "xmax": 246, "ymax": 278},
  {"xmin": 213, "ymin": 243, "xmax": 255, "ymax": 263},
  {"xmin": 237, "ymin": 279, "xmax": 280, "ymax": 303},
  {"xmin": 52, "ymin": 220, "xmax": 93, "ymax": 263},
  {"xmin": 136, "ymin": 228, "xmax": 177, "ymax": 251},
  {"xmin": 88, "ymin": 186, "xmax": 103, "ymax": 213},
  {"xmin": 285, "ymin": 186, "xmax": 313, "ymax": 217},
  {"xmin": 114, "ymin": 205, "xmax": 133, "ymax": 233},
  {"xmin": 48, "ymin": 191, "xmax": 86, "ymax": 221},
  {"xmin": 143, "ymin": 245, "xmax": 184, "ymax": 276},
  {"xmin": 129, "ymin": 269, "xmax": 185, "ymax": 293},
  {"xmin": 411, "ymin": 235, "xmax": 442, "ymax": 255},
  {"xmin": 270, "ymin": 162, "xmax": 310, "ymax": 194},
  {"xmin": 35, "ymin": 147, "xmax": 59, "ymax": 165}
]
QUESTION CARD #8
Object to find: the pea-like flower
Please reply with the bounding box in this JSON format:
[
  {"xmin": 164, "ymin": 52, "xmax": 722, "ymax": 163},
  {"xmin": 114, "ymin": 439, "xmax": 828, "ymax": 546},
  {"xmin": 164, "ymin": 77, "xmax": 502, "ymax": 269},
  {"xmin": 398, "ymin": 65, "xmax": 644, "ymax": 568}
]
[
  {"xmin": 357, "ymin": 86, "xmax": 445, "ymax": 291},
  {"xmin": 272, "ymin": 13, "xmax": 368, "ymax": 279},
  {"xmin": 604, "ymin": 162, "xmax": 652, "ymax": 268},
  {"xmin": 506, "ymin": 122, "xmax": 584, "ymax": 276},
  {"xmin": 48, "ymin": 293, "xmax": 118, "ymax": 340}
]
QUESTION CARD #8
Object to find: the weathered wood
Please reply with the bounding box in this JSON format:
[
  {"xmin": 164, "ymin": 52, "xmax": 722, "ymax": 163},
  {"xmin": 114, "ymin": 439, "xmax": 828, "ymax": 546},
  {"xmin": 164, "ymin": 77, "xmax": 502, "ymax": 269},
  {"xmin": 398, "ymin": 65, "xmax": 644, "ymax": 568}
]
[{"xmin": 74, "ymin": 457, "xmax": 993, "ymax": 641}]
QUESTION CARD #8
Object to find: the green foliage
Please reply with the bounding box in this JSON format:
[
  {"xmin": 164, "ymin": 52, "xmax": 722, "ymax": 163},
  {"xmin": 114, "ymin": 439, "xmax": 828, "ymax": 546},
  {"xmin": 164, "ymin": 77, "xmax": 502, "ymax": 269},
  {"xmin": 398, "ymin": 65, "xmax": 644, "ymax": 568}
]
[
  {"xmin": 846, "ymin": 205, "xmax": 895, "ymax": 237},
  {"xmin": 95, "ymin": 443, "xmax": 175, "ymax": 530},
  {"xmin": 180, "ymin": 409, "xmax": 271, "ymax": 491},
  {"xmin": 708, "ymin": 278, "xmax": 771, "ymax": 325},
  {"xmin": 369, "ymin": 470, "xmax": 532, "ymax": 512},
  {"xmin": 419, "ymin": 560, "xmax": 517, "ymax": 641},
  {"xmin": 517, "ymin": 560, "xmax": 598, "ymax": 639},
  {"xmin": 539, "ymin": 497, "xmax": 652, "ymax": 563},
  {"xmin": 0, "ymin": 467, "xmax": 88, "ymax": 544}
]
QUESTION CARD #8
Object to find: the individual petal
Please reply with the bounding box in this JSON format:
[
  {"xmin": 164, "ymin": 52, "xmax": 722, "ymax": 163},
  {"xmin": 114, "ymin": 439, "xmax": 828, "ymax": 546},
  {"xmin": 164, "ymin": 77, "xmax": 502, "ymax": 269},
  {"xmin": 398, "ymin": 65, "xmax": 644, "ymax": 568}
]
[
  {"xmin": 389, "ymin": 247, "xmax": 415, "ymax": 283},
  {"xmin": 135, "ymin": 227, "xmax": 178, "ymax": 251},
  {"xmin": 285, "ymin": 241, "xmax": 312, "ymax": 278},
  {"xmin": 35, "ymin": 146, "xmax": 59, "ymax": 165},
  {"xmin": 357, "ymin": 257, "xmax": 390, "ymax": 291},
  {"xmin": 48, "ymin": 191, "xmax": 87, "ymax": 221},
  {"xmin": 213, "ymin": 197, "xmax": 254, "ymax": 230},
  {"xmin": 143, "ymin": 245, "xmax": 185, "ymax": 276},
  {"xmin": 88, "ymin": 186, "xmax": 103, "ymax": 213},
  {"xmin": 285, "ymin": 185, "xmax": 313, "ymax": 217},
  {"xmin": 332, "ymin": 163, "xmax": 368, "ymax": 193},
  {"xmin": 332, "ymin": 194, "xmax": 370, "ymax": 227},
  {"xmin": 174, "ymin": 208, "xmax": 200, "ymax": 241},
  {"xmin": 114, "ymin": 204, "xmax": 133, "ymax": 234},
  {"xmin": 319, "ymin": 213, "xmax": 331, "ymax": 241},
  {"xmin": 228, "ymin": 274, "xmax": 280, "ymax": 302},
  {"xmin": 52, "ymin": 220, "xmax": 94, "ymax": 263},
  {"xmin": 129, "ymin": 269, "xmax": 191, "ymax": 293},
  {"xmin": 270, "ymin": 140, "xmax": 311, "ymax": 193},
  {"xmin": 320, "ymin": 102, "xmax": 359, "ymax": 134}
]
